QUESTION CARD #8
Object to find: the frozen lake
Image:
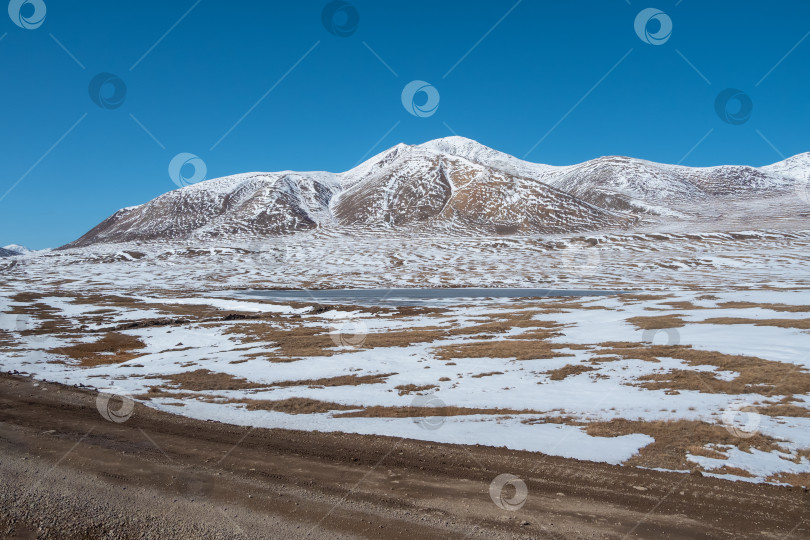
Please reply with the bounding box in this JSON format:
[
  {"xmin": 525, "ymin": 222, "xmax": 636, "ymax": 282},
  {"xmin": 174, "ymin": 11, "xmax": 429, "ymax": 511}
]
[{"xmin": 237, "ymin": 287, "xmax": 626, "ymax": 306}]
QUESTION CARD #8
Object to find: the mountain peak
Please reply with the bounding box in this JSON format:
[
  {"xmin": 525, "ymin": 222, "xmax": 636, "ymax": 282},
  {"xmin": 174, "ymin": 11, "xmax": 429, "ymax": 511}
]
[
  {"xmin": 417, "ymin": 136, "xmax": 501, "ymax": 159},
  {"xmin": 418, "ymin": 135, "xmax": 483, "ymax": 150}
]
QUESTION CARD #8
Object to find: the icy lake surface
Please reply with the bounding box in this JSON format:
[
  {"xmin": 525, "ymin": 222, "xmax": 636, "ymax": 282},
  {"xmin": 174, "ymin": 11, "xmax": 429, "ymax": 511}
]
[{"xmin": 237, "ymin": 288, "xmax": 626, "ymax": 306}]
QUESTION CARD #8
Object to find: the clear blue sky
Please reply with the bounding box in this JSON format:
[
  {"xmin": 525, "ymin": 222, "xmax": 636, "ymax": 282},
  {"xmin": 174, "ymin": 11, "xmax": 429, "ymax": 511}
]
[{"xmin": 1, "ymin": 0, "xmax": 808, "ymax": 249}]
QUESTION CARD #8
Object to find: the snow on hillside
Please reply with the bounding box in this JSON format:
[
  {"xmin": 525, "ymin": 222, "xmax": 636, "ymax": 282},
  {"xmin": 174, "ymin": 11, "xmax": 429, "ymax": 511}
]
[
  {"xmin": 2, "ymin": 244, "xmax": 30, "ymax": 255},
  {"xmin": 417, "ymin": 136, "xmax": 563, "ymax": 181},
  {"xmin": 65, "ymin": 172, "xmax": 343, "ymax": 247},
  {"xmin": 762, "ymin": 152, "xmax": 810, "ymax": 182},
  {"xmin": 61, "ymin": 137, "xmax": 810, "ymax": 248}
]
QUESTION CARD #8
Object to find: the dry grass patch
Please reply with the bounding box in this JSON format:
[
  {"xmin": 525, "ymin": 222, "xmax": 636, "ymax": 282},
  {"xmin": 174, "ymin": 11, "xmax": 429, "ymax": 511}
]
[
  {"xmin": 598, "ymin": 341, "xmax": 648, "ymax": 349},
  {"xmin": 272, "ymin": 372, "xmax": 396, "ymax": 388},
  {"xmin": 585, "ymin": 419, "xmax": 788, "ymax": 472},
  {"xmin": 226, "ymin": 311, "xmax": 571, "ymax": 363},
  {"xmin": 521, "ymin": 415, "xmax": 586, "ymax": 426},
  {"xmin": 147, "ymin": 369, "xmax": 265, "ymax": 391},
  {"xmin": 441, "ymin": 312, "xmax": 562, "ymax": 337},
  {"xmin": 225, "ymin": 322, "xmax": 339, "ymax": 359},
  {"xmin": 700, "ymin": 317, "xmax": 810, "ymax": 330},
  {"xmin": 11, "ymin": 292, "xmax": 51, "ymax": 305},
  {"xmin": 626, "ymin": 315, "xmax": 687, "ymax": 330},
  {"xmin": 432, "ymin": 320, "xmax": 573, "ymax": 361},
  {"xmin": 9, "ymin": 292, "xmax": 254, "ymax": 337},
  {"xmin": 755, "ymin": 402, "xmax": 810, "ymax": 418},
  {"xmin": 717, "ymin": 301, "xmax": 810, "ymax": 313},
  {"xmin": 598, "ymin": 343, "xmax": 810, "ymax": 396},
  {"xmin": 765, "ymin": 472, "xmax": 810, "ymax": 486},
  {"xmin": 511, "ymin": 327, "xmax": 589, "ymax": 345},
  {"xmin": 360, "ymin": 327, "xmax": 449, "ymax": 347},
  {"xmin": 73, "ymin": 293, "xmax": 239, "ymax": 320},
  {"xmin": 544, "ymin": 365, "xmax": 597, "ymax": 381},
  {"xmin": 50, "ymin": 332, "xmax": 146, "ymax": 366},
  {"xmin": 395, "ymin": 384, "xmax": 439, "ymax": 396},
  {"xmin": 656, "ymin": 301, "xmax": 705, "ymax": 310},
  {"xmin": 242, "ymin": 398, "xmax": 357, "ymax": 414},
  {"xmin": 334, "ymin": 404, "xmax": 539, "ymax": 419},
  {"xmin": 471, "ymin": 371, "xmax": 504, "ymax": 378},
  {"xmin": 637, "ymin": 370, "xmax": 728, "ymax": 394},
  {"xmin": 207, "ymin": 396, "xmax": 544, "ymax": 417},
  {"xmin": 133, "ymin": 388, "xmax": 227, "ymax": 401},
  {"xmin": 10, "ymin": 293, "xmax": 78, "ymax": 336},
  {"xmin": 240, "ymin": 352, "xmax": 301, "ymax": 364},
  {"xmin": 619, "ymin": 294, "xmax": 673, "ymax": 303},
  {"xmin": 226, "ymin": 321, "xmax": 451, "ymax": 360},
  {"xmin": 433, "ymin": 339, "xmax": 574, "ymax": 361},
  {"xmin": 69, "ymin": 293, "xmax": 147, "ymax": 308},
  {"xmin": 61, "ymin": 293, "xmax": 208, "ymax": 329},
  {"xmin": 588, "ymin": 355, "xmax": 621, "ymax": 364},
  {"xmin": 687, "ymin": 445, "xmax": 729, "ymax": 460},
  {"xmin": 346, "ymin": 303, "xmax": 441, "ymax": 318},
  {"xmin": 518, "ymin": 299, "xmax": 612, "ymax": 312},
  {"xmin": 0, "ymin": 329, "xmax": 16, "ymax": 347},
  {"xmin": 709, "ymin": 466, "xmax": 756, "ymax": 478}
]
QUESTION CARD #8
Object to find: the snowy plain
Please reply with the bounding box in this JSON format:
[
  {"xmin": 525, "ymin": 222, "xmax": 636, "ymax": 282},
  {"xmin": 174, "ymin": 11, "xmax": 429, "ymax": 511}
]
[{"xmin": 2, "ymin": 237, "xmax": 810, "ymax": 486}]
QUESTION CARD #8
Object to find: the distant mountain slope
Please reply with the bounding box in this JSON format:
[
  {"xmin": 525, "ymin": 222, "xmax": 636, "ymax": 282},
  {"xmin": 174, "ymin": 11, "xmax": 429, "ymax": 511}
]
[
  {"xmin": 0, "ymin": 247, "xmax": 19, "ymax": 257},
  {"xmin": 63, "ymin": 137, "xmax": 809, "ymax": 248},
  {"xmin": 66, "ymin": 172, "xmax": 342, "ymax": 248},
  {"xmin": 761, "ymin": 152, "xmax": 810, "ymax": 182},
  {"xmin": 548, "ymin": 156, "xmax": 701, "ymax": 216},
  {"xmin": 3, "ymin": 244, "xmax": 31, "ymax": 254}
]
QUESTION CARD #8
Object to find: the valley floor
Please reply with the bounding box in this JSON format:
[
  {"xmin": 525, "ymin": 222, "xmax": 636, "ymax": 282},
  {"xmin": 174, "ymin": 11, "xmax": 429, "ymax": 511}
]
[
  {"xmin": 1, "ymin": 230, "xmax": 810, "ymax": 537},
  {"xmin": 2, "ymin": 281, "xmax": 810, "ymax": 485}
]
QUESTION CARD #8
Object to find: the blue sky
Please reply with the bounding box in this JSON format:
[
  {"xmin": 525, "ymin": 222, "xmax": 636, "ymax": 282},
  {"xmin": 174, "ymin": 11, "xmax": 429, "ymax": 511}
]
[{"xmin": 1, "ymin": 0, "xmax": 808, "ymax": 249}]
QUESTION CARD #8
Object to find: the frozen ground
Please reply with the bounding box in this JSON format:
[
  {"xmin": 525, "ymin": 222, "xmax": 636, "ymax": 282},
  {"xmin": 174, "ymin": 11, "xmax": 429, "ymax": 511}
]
[
  {"xmin": 2, "ymin": 228, "xmax": 810, "ymax": 293},
  {"xmin": 2, "ymin": 232, "xmax": 809, "ymax": 486}
]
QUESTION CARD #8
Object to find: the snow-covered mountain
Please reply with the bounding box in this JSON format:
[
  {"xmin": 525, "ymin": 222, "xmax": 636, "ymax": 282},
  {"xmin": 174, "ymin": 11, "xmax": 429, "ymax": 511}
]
[
  {"xmin": 2, "ymin": 244, "xmax": 30, "ymax": 255},
  {"xmin": 64, "ymin": 137, "xmax": 810, "ymax": 248},
  {"xmin": 331, "ymin": 145, "xmax": 634, "ymax": 233},
  {"xmin": 68, "ymin": 172, "xmax": 342, "ymax": 246},
  {"xmin": 762, "ymin": 152, "xmax": 810, "ymax": 182}
]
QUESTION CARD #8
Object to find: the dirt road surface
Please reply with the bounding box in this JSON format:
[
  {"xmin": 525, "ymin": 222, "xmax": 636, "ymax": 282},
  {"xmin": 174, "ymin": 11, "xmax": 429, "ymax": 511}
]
[{"xmin": 0, "ymin": 373, "xmax": 807, "ymax": 539}]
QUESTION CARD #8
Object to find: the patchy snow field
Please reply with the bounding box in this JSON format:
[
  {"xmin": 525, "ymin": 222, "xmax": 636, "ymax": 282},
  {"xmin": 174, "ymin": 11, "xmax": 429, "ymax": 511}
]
[
  {"xmin": 3, "ymin": 229, "xmax": 810, "ymax": 293},
  {"xmin": 2, "ymin": 236, "xmax": 810, "ymax": 487}
]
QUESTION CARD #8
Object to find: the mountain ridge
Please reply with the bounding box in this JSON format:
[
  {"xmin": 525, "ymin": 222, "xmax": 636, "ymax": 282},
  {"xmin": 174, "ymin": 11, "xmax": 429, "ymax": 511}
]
[{"xmin": 63, "ymin": 137, "xmax": 810, "ymax": 248}]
